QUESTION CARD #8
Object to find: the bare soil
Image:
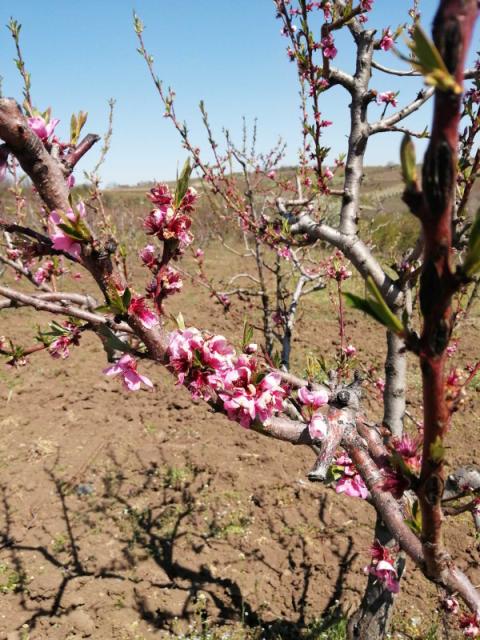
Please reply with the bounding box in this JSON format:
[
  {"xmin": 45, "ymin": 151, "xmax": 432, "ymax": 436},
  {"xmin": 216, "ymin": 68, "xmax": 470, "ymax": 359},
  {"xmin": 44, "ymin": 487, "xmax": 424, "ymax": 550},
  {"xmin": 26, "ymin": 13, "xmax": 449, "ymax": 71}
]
[{"xmin": 0, "ymin": 240, "xmax": 479, "ymax": 639}]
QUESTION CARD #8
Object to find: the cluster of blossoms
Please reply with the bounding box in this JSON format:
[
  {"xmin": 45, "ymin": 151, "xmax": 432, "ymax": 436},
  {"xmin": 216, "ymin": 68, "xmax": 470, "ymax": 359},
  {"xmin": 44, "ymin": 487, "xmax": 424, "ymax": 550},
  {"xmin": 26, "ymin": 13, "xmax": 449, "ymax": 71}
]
[
  {"xmin": 143, "ymin": 183, "xmax": 197, "ymax": 251},
  {"xmin": 140, "ymin": 183, "xmax": 198, "ymax": 311},
  {"xmin": 364, "ymin": 541, "xmax": 400, "ymax": 593},
  {"xmin": 324, "ymin": 251, "xmax": 352, "ymax": 281},
  {"xmin": 334, "ymin": 454, "xmax": 369, "ymax": 499},
  {"xmin": 321, "ymin": 34, "xmax": 337, "ymax": 59},
  {"xmin": 166, "ymin": 328, "xmax": 286, "ymax": 428},
  {"xmin": 33, "ymin": 259, "xmax": 65, "ymax": 285}
]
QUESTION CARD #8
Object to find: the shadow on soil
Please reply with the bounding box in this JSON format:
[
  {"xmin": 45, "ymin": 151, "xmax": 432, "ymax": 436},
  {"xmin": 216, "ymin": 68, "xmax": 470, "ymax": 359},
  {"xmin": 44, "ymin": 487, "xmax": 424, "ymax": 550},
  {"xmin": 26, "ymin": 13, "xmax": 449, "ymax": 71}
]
[{"xmin": 0, "ymin": 443, "xmax": 358, "ymax": 638}]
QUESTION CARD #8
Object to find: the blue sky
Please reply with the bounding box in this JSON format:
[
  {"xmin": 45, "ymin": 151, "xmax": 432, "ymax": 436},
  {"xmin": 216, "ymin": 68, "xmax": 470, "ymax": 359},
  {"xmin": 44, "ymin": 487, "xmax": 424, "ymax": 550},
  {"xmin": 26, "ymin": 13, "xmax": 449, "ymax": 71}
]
[{"xmin": 0, "ymin": 1, "xmax": 477, "ymax": 185}]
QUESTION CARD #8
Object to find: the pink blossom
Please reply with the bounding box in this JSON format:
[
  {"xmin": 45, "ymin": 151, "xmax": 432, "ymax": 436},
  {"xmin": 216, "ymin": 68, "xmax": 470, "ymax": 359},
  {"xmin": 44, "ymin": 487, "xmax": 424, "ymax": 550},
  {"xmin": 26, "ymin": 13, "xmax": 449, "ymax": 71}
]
[
  {"xmin": 167, "ymin": 328, "xmax": 204, "ymax": 384},
  {"xmin": 336, "ymin": 474, "xmax": 369, "ymax": 499},
  {"xmin": 218, "ymin": 293, "xmax": 231, "ymax": 309},
  {"xmin": 361, "ymin": 0, "xmax": 373, "ymax": 10},
  {"xmin": 343, "ymin": 344, "xmax": 357, "ymax": 357},
  {"xmin": 33, "ymin": 261, "xmax": 54, "ymax": 285},
  {"xmin": 322, "ymin": 2, "xmax": 332, "ymax": 19},
  {"xmin": 140, "ymin": 244, "xmax": 157, "ymax": 269},
  {"xmin": 272, "ymin": 310, "xmax": 283, "ymax": 326},
  {"xmin": 195, "ymin": 248, "xmax": 205, "ymax": 261},
  {"xmin": 380, "ymin": 29, "xmax": 394, "ymax": 51},
  {"xmin": 49, "ymin": 202, "xmax": 86, "ymax": 259},
  {"xmin": 147, "ymin": 183, "xmax": 173, "ymax": 209},
  {"xmin": 244, "ymin": 343, "xmax": 258, "ymax": 354},
  {"xmin": 375, "ymin": 378, "xmax": 385, "ymax": 393},
  {"xmin": 309, "ymin": 412, "xmax": 328, "ymax": 440},
  {"xmin": 147, "ymin": 265, "xmax": 183, "ymax": 303},
  {"xmin": 46, "ymin": 322, "xmax": 81, "ymax": 360},
  {"xmin": 335, "ymin": 454, "xmax": 369, "ymax": 499},
  {"xmin": 6, "ymin": 248, "xmax": 21, "ymax": 261},
  {"xmin": 28, "ymin": 114, "xmax": 60, "ymax": 142},
  {"xmin": 128, "ymin": 296, "xmax": 158, "ymax": 329},
  {"xmin": 267, "ymin": 170, "xmax": 276, "ymax": 180},
  {"xmin": 143, "ymin": 206, "xmax": 193, "ymax": 249},
  {"xmin": 447, "ymin": 367, "xmax": 462, "ymax": 388},
  {"xmin": 393, "ymin": 434, "xmax": 421, "ymax": 472},
  {"xmin": 298, "ymin": 386, "xmax": 329, "ymax": 409},
  {"xmin": 220, "ymin": 386, "xmax": 257, "ymax": 427},
  {"xmin": 441, "ymin": 595, "xmax": 459, "ymax": 615},
  {"xmin": 365, "ymin": 541, "xmax": 399, "ymax": 593},
  {"xmin": 446, "ymin": 341, "xmax": 458, "ymax": 357},
  {"xmin": 48, "ymin": 335, "xmax": 72, "ymax": 359},
  {"xmin": 66, "ymin": 174, "xmax": 75, "ymax": 189},
  {"xmin": 277, "ymin": 246, "xmax": 292, "ymax": 261},
  {"xmin": 254, "ymin": 372, "xmax": 286, "ymax": 424},
  {"xmin": 202, "ymin": 335, "xmax": 235, "ymax": 370},
  {"xmin": 380, "ymin": 466, "xmax": 410, "ymax": 499},
  {"xmin": 103, "ymin": 354, "xmax": 153, "ymax": 392},
  {"xmin": 377, "ymin": 91, "xmax": 398, "ymax": 107},
  {"xmin": 367, "ymin": 559, "xmax": 399, "ymax": 593},
  {"xmin": 180, "ymin": 186, "xmax": 198, "ymax": 212},
  {"xmin": 460, "ymin": 614, "xmax": 480, "ymax": 637},
  {"xmin": 325, "ymin": 252, "xmax": 352, "ymax": 281},
  {"xmin": 321, "ymin": 34, "xmax": 337, "ymax": 59},
  {"xmin": 323, "ymin": 167, "xmax": 334, "ymax": 181}
]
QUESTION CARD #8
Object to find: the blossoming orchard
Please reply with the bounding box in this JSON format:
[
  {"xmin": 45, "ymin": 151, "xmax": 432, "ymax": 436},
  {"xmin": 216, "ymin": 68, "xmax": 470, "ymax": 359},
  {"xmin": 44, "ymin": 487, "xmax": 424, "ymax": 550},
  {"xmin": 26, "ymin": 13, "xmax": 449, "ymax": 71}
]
[{"xmin": 0, "ymin": 1, "xmax": 480, "ymax": 638}]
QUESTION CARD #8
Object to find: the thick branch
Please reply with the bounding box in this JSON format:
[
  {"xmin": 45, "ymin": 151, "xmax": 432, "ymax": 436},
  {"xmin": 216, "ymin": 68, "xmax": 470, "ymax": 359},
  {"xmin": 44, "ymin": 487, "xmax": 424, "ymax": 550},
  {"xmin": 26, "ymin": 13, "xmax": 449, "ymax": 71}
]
[
  {"xmin": 0, "ymin": 98, "xmax": 70, "ymax": 211},
  {"xmin": 290, "ymin": 213, "xmax": 401, "ymax": 306},
  {"xmin": 369, "ymin": 89, "xmax": 435, "ymax": 135},
  {"xmin": 0, "ymin": 285, "xmax": 130, "ymax": 332}
]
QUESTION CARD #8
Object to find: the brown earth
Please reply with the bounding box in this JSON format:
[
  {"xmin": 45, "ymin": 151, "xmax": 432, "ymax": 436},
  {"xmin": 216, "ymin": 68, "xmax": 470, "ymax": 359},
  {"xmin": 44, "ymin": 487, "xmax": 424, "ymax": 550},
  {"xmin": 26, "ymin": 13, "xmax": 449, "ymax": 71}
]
[{"xmin": 0, "ymin": 223, "xmax": 479, "ymax": 639}]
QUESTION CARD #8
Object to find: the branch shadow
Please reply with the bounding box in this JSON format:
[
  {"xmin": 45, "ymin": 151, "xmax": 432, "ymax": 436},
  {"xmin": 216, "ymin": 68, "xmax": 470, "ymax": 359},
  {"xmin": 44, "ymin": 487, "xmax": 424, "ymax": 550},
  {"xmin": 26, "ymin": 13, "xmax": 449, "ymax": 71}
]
[{"xmin": 0, "ymin": 443, "xmax": 361, "ymax": 639}]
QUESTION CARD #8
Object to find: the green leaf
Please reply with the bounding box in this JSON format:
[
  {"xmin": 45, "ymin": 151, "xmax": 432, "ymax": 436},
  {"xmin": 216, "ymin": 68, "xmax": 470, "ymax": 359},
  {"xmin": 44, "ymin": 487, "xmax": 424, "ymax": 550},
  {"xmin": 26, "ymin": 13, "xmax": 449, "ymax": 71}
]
[
  {"xmin": 462, "ymin": 209, "xmax": 480, "ymax": 278},
  {"xmin": 57, "ymin": 223, "xmax": 86, "ymax": 242},
  {"xmin": 70, "ymin": 113, "xmax": 78, "ymax": 145},
  {"xmin": 174, "ymin": 158, "xmax": 192, "ymax": 207},
  {"xmin": 242, "ymin": 319, "xmax": 254, "ymax": 349},
  {"xmin": 133, "ymin": 12, "xmax": 144, "ymax": 34},
  {"xmin": 97, "ymin": 325, "xmax": 130, "ymax": 354},
  {"xmin": 400, "ymin": 134, "xmax": 417, "ymax": 189},
  {"xmin": 429, "ymin": 436, "xmax": 445, "ymax": 464},
  {"xmin": 408, "ymin": 24, "xmax": 461, "ymax": 94},
  {"xmin": 344, "ymin": 277, "xmax": 405, "ymax": 335},
  {"xmin": 122, "ymin": 287, "xmax": 132, "ymax": 309},
  {"xmin": 326, "ymin": 464, "xmax": 344, "ymax": 483},
  {"xmin": 405, "ymin": 498, "xmax": 422, "ymax": 534},
  {"xmin": 175, "ymin": 312, "xmax": 186, "ymax": 330}
]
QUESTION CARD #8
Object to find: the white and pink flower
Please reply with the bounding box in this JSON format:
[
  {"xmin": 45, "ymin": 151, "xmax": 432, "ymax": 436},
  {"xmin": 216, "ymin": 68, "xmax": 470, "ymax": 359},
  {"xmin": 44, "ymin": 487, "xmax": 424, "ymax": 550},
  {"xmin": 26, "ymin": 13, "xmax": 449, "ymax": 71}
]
[
  {"xmin": 365, "ymin": 541, "xmax": 400, "ymax": 594},
  {"xmin": 298, "ymin": 386, "xmax": 329, "ymax": 410},
  {"xmin": 49, "ymin": 202, "xmax": 87, "ymax": 259},
  {"xmin": 128, "ymin": 296, "xmax": 159, "ymax": 329},
  {"xmin": 103, "ymin": 354, "xmax": 153, "ymax": 392},
  {"xmin": 28, "ymin": 114, "xmax": 60, "ymax": 142}
]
